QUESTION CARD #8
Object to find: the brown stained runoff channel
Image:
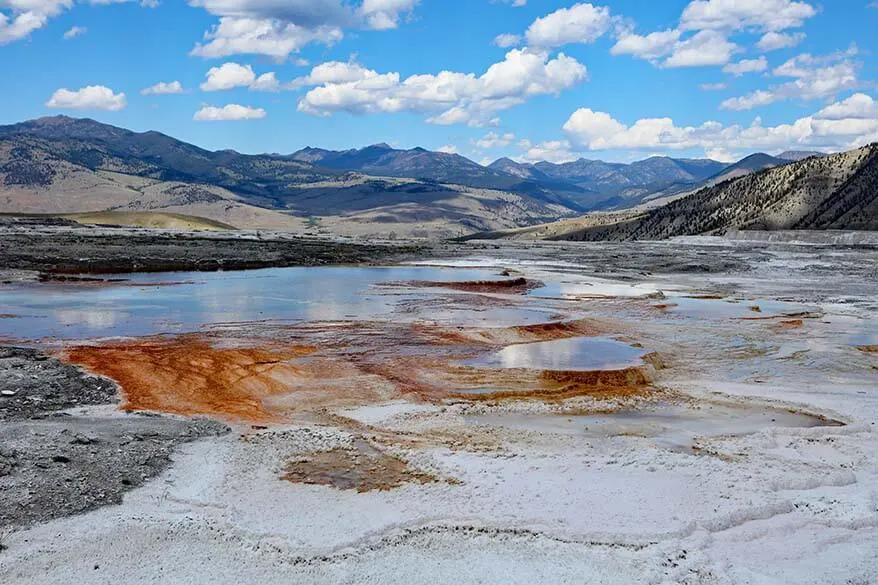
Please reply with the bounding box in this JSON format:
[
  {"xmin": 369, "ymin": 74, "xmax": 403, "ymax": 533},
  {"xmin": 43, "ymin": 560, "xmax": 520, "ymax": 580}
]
[
  {"xmin": 58, "ymin": 311, "xmax": 659, "ymax": 424},
  {"xmin": 64, "ymin": 337, "xmax": 319, "ymax": 422}
]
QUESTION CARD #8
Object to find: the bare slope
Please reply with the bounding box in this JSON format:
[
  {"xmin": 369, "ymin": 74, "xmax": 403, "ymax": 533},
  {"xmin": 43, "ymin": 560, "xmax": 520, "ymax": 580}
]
[
  {"xmin": 0, "ymin": 117, "xmax": 577, "ymax": 237},
  {"xmin": 550, "ymin": 144, "xmax": 877, "ymax": 241}
]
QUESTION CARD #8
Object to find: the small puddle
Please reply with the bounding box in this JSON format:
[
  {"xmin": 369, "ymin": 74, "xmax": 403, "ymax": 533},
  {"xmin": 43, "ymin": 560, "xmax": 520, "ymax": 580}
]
[
  {"xmin": 467, "ymin": 402, "xmax": 842, "ymax": 452},
  {"xmin": 465, "ymin": 337, "xmax": 647, "ymax": 371}
]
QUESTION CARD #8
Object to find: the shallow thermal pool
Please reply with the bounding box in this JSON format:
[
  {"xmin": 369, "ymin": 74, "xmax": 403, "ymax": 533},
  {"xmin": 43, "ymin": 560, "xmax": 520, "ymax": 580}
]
[
  {"xmin": 0, "ymin": 266, "xmax": 559, "ymax": 340},
  {"xmin": 467, "ymin": 401, "xmax": 842, "ymax": 452},
  {"xmin": 465, "ymin": 337, "xmax": 647, "ymax": 371}
]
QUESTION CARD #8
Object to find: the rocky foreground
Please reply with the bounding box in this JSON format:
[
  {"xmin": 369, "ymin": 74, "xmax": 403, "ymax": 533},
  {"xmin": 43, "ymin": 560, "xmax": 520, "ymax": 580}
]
[{"xmin": 0, "ymin": 217, "xmax": 424, "ymax": 275}]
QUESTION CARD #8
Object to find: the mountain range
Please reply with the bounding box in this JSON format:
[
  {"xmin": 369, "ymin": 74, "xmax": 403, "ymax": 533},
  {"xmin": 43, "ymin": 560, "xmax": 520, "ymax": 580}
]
[
  {"xmin": 473, "ymin": 145, "xmax": 877, "ymax": 241},
  {"xmin": 1, "ymin": 115, "xmax": 865, "ymax": 239}
]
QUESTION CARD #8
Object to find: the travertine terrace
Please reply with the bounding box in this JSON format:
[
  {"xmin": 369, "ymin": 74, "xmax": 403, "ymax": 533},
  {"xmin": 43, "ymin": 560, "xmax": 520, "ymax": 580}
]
[{"xmin": 1, "ymin": 236, "xmax": 876, "ymax": 585}]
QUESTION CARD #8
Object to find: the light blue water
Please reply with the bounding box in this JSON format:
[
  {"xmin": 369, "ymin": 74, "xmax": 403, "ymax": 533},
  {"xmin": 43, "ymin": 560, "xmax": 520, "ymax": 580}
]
[
  {"xmin": 0, "ymin": 266, "xmax": 557, "ymax": 340},
  {"xmin": 465, "ymin": 337, "xmax": 647, "ymax": 371}
]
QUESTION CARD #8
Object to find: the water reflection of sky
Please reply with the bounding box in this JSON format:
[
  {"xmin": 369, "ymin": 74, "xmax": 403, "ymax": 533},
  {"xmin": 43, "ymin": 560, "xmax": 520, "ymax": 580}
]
[
  {"xmin": 468, "ymin": 337, "xmax": 646, "ymax": 371},
  {"xmin": 0, "ymin": 266, "xmax": 515, "ymax": 340}
]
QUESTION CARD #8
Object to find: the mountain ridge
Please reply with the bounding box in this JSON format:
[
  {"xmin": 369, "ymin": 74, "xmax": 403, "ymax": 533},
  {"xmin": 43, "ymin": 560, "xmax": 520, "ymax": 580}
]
[
  {"xmin": 0, "ymin": 116, "xmax": 579, "ymax": 238},
  {"xmin": 547, "ymin": 143, "xmax": 878, "ymax": 241}
]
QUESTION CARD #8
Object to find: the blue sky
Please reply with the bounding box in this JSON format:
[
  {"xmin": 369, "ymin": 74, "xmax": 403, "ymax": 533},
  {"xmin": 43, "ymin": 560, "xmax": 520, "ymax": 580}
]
[{"xmin": 1, "ymin": 0, "xmax": 876, "ymax": 163}]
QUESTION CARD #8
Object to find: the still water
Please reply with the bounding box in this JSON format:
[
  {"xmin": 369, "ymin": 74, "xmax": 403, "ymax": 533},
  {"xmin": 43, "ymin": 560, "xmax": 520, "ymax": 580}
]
[
  {"xmin": 0, "ymin": 266, "xmax": 559, "ymax": 340},
  {"xmin": 466, "ymin": 337, "xmax": 647, "ymax": 371}
]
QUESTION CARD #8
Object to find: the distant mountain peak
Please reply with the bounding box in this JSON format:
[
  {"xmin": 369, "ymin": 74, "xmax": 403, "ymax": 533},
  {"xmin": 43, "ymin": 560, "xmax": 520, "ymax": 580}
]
[
  {"xmin": 777, "ymin": 150, "xmax": 825, "ymax": 161},
  {"xmin": 369, "ymin": 142, "xmax": 392, "ymax": 149},
  {"xmin": 491, "ymin": 157, "xmax": 524, "ymax": 165}
]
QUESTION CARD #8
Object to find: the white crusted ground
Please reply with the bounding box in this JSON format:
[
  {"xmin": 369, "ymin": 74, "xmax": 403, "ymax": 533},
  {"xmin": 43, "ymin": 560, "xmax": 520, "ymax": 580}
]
[{"xmin": 1, "ymin": 240, "xmax": 876, "ymax": 585}]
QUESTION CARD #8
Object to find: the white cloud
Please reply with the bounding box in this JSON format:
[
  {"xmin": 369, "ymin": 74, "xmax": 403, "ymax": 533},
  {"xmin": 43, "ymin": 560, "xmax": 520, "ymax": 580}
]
[
  {"xmin": 756, "ymin": 31, "xmax": 805, "ymax": 52},
  {"xmin": 141, "ymin": 81, "xmax": 185, "ymax": 95},
  {"xmin": 359, "ymin": 0, "xmax": 418, "ymax": 30},
  {"xmin": 1, "ymin": 0, "xmax": 71, "ymax": 45},
  {"xmin": 46, "ymin": 85, "xmax": 127, "ymax": 111},
  {"xmin": 561, "ymin": 93, "xmax": 878, "ymax": 155},
  {"xmin": 700, "ymin": 82, "xmax": 727, "ymax": 91},
  {"xmin": 297, "ymin": 49, "xmax": 587, "ymax": 127},
  {"xmin": 611, "ymin": 26, "xmax": 738, "ymax": 68},
  {"xmin": 193, "ymin": 103, "xmax": 267, "ymax": 120},
  {"xmin": 190, "ymin": 17, "xmax": 343, "ymax": 60},
  {"xmin": 663, "ymin": 30, "xmax": 738, "ymax": 68},
  {"xmin": 188, "ymin": 0, "xmax": 418, "ymax": 59},
  {"xmin": 493, "ymin": 33, "xmax": 520, "ymax": 48},
  {"xmin": 610, "ymin": 28, "xmax": 680, "ymax": 61},
  {"xmin": 188, "ymin": 0, "xmax": 355, "ymax": 28},
  {"xmin": 721, "ymin": 49, "xmax": 860, "ymax": 110},
  {"xmin": 200, "ymin": 62, "xmax": 281, "ymax": 91},
  {"xmin": 436, "ymin": 144, "xmax": 458, "ymax": 154},
  {"xmin": 250, "ymin": 71, "xmax": 280, "ymax": 91},
  {"xmin": 519, "ymin": 139, "xmax": 578, "ymax": 163},
  {"xmin": 2, "ymin": 0, "xmax": 159, "ymax": 45},
  {"xmin": 721, "ymin": 90, "xmax": 776, "ymax": 111},
  {"xmin": 680, "ymin": 0, "xmax": 817, "ymax": 32},
  {"xmin": 610, "ymin": 0, "xmax": 813, "ymax": 70},
  {"xmin": 201, "ymin": 62, "xmax": 255, "ymax": 90},
  {"xmin": 63, "ymin": 25, "xmax": 85, "ymax": 39},
  {"xmin": 723, "ymin": 56, "xmax": 768, "ymax": 76},
  {"xmin": 474, "ymin": 131, "xmax": 515, "ymax": 149},
  {"xmin": 815, "ymin": 93, "xmax": 878, "ymax": 120},
  {"xmin": 525, "ymin": 3, "xmax": 611, "ymax": 48}
]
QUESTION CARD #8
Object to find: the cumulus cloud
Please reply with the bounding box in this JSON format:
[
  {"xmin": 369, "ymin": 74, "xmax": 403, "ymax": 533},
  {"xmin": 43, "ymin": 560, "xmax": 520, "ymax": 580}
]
[
  {"xmin": 723, "ymin": 56, "xmax": 768, "ymax": 76},
  {"xmin": 474, "ymin": 131, "xmax": 515, "ymax": 149},
  {"xmin": 2, "ymin": 0, "xmax": 157, "ymax": 45},
  {"xmin": 45, "ymin": 85, "xmax": 127, "ymax": 111},
  {"xmin": 296, "ymin": 49, "xmax": 587, "ymax": 127},
  {"xmin": 720, "ymin": 90, "xmax": 776, "ymax": 111},
  {"xmin": 721, "ymin": 49, "xmax": 860, "ymax": 110},
  {"xmin": 679, "ymin": 0, "xmax": 817, "ymax": 32},
  {"xmin": 518, "ymin": 139, "xmax": 578, "ymax": 163},
  {"xmin": 359, "ymin": 0, "xmax": 418, "ymax": 30},
  {"xmin": 525, "ymin": 3, "xmax": 611, "ymax": 48},
  {"xmin": 190, "ymin": 17, "xmax": 343, "ymax": 60},
  {"xmin": 1, "ymin": 0, "xmax": 71, "ymax": 45},
  {"xmin": 610, "ymin": 28, "xmax": 681, "ymax": 61},
  {"xmin": 188, "ymin": 0, "xmax": 418, "ymax": 59},
  {"xmin": 611, "ymin": 25, "xmax": 737, "ymax": 68},
  {"xmin": 815, "ymin": 92, "xmax": 878, "ymax": 120},
  {"xmin": 193, "ymin": 103, "xmax": 267, "ymax": 120},
  {"xmin": 559, "ymin": 93, "xmax": 878, "ymax": 155},
  {"xmin": 436, "ymin": 144, "xmax": 458, "ymax": 154},
  {"xmin": 493, "ymin": 33, "xmax": 521, "ymax": 48},
  {"xmin": 141, "ymin": 81, "xmax": 185, "ymax": 95},
  {"xmin": 756, "ymin": 31, "xmax": 805, "ymax": 52},
  {"xmin": 200, "ymin": 62, "xmax": 281, "ymax": 91},
  {"xmin": 609, "ymin": 0, "xmax": 814, "ymax": 70},
  {"xmin": 63, "ymin": 25, "xmax": 86, "ymax": 39},
  {"xmin": 700, "ymin": 82, "xmax": 727, "ymax": 91},
  {"xmin": 663, "ymin": 30, "xmax": 738, "ymax": 68}
]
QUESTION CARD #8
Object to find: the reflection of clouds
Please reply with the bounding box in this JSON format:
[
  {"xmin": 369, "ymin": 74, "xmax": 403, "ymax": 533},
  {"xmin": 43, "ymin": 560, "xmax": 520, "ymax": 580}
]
[
  {"xmin": 533, "ymin": 279, "xmax": 660, "ymax": 299},
  {"xmin": 1, "ymin": 265, "xmax": 575, "ymax": 339},
  {"xmin": 54, "ymin": 308, "xmax": 118, "ymax": 329},
  {"xmin": 492, "ymin": 338, "xmax": 644, "ymax": 371}
]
